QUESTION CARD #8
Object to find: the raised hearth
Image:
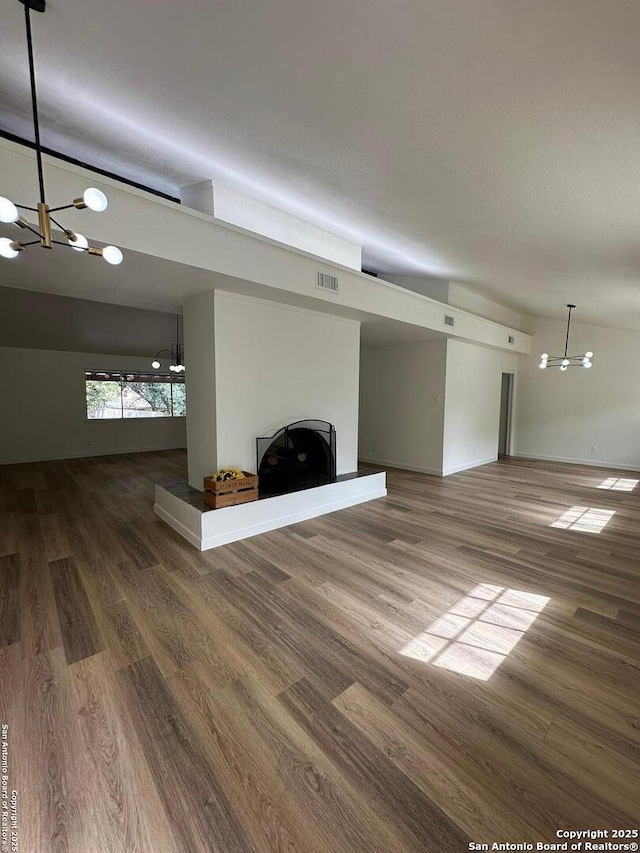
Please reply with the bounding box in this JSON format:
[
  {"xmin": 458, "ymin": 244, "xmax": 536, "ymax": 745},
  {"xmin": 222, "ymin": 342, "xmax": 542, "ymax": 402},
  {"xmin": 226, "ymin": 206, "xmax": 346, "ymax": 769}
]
[{"xmin": 154, "ymin": 469, "xmax": 386, "ymax": 550}]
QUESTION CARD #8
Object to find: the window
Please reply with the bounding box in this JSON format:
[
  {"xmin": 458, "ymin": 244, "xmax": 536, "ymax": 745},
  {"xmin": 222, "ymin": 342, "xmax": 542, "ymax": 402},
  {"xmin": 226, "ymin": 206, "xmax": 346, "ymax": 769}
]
[{"xmin": 85, "ymin": 370, "xmax": 186, "ymax": 419}]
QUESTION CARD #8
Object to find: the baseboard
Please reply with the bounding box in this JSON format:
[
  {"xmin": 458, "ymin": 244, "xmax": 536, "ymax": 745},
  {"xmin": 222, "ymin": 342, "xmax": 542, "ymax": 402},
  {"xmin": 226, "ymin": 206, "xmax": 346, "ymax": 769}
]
[
  {"xmin": 153, "ymin": 502, "xmax": 203, "ymax": 550},
  {"xmin": 442, "ymin": 456, "xmax": 497, "ymax": 476},
  {"xmin": 0, "ymin": 444, "xmax": 187, "ymax": 466},
  {"xmin": 359, "ymin": 455, "xmax": 498, "ymax": 477},
  {"xmin": 515, "ymin": 452, "xmax": 640, "ymax": 474},
  {"xmin": 358, "ymin": 457, "xmax": 443, "ymax": 476}
]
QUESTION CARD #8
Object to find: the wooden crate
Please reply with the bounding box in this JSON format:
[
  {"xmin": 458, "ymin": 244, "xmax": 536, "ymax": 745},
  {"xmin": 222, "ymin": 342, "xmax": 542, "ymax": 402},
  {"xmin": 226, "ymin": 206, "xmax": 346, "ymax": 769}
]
[{"xmin": 203, "ymin": 473, "xmax": 258, "ymax": 509}]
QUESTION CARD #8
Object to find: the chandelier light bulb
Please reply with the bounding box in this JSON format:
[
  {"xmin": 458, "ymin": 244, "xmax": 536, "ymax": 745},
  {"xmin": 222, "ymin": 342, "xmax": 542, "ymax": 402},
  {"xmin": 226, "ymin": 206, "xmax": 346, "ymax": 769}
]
[
  {"xmin": 561, "ymin": 359, "xmax": 570, "ymax": 366},
  {"xmin": 0, "ymin": 197, "xmax": 19, "ymax": 224},
  {"xmin": 151, "ymin": 360, "xmax": 161, "ymax": 369},
  {"xmin": 585, "ymin": 351, "xmax": 593, "ymax": 359},
  {"xmin": 584, "ymin": 361, "xmax": 592, "ymax": 369},
  {"xmin": 68, "ymin": 232, "xmax": 88, "ymax": 252},
  {"xmin": 0, "ymin": 237, "xmax": 19, "ymax": 259},
  {"xmin": 102, "ymin": 245, "xmax": 123, "ymax": 265},
  {"xmin": 560, "ymin": 364, "xmax": 568, "ymax": 371},
  {"xmin": 539, "ymin": 362, "xmax": 547, "ymax": 369},
  {"xmin": 83, "ymin": 187, "xmax": 108, "ymax": 212},
  {"xmin": 541, "ymin": 353, "xmax": 549, "ymax": 360}
]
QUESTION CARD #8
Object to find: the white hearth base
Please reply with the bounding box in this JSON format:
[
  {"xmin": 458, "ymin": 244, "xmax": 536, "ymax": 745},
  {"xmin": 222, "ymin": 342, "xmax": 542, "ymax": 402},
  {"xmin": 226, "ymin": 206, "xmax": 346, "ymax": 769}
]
[{"xmin": 154, "ymin": 471, "xmax": 387, "ymax": 550}]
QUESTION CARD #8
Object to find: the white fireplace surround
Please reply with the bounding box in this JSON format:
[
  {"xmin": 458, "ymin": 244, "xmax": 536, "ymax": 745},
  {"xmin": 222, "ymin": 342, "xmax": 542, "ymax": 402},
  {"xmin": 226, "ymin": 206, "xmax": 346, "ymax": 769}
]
[
  {"xmin": 155, "ymin": 289, "xmax": 386, "ymax": 548},
  {"xmin": 183, "ymin": 290, "xmax": 361, "ymax": 490}
]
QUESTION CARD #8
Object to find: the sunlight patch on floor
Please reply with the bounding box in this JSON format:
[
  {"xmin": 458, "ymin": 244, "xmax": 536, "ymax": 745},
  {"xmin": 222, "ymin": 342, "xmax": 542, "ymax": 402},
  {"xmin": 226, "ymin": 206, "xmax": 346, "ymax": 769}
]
[
  {"xmin": 400, "ymin": 583, "xmax": 549, "ymax": 680},
  {"xmin": 550, "ymin": 506, "xmax": 615, "ymax": 533},
  {"xmin": 597, "ymin": 477, "xmax": 638, "ymax": 492}
]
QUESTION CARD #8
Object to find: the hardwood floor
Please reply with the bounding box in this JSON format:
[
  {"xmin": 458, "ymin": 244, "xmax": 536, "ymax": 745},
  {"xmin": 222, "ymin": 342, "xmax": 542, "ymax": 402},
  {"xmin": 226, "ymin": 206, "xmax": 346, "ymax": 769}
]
[{"xmin": 1, "ymin": 450, "xmax": 639, "ymax": 852}]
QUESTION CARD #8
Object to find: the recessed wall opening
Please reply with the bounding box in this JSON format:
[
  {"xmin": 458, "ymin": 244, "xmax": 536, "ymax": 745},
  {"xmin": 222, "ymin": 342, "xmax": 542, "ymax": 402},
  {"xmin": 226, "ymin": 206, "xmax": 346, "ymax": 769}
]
[
  {"xmin": 256, "ymin": 419, "xmax": 337, "ymax": 497},
  {"xmin": 498, "ymin": 372, "xmax": 514, "ymax": 457}
]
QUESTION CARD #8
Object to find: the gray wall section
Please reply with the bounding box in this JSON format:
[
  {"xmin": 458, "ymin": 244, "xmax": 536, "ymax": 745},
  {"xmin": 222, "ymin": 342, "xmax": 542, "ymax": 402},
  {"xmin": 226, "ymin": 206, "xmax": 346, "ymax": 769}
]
[
  {"xmin": 383, "ymin": 275, "xmax": 450, "ymax": 303},
  {"xmin": 0, "ymin": 286, "xmax": 181, "ymax": 357}
]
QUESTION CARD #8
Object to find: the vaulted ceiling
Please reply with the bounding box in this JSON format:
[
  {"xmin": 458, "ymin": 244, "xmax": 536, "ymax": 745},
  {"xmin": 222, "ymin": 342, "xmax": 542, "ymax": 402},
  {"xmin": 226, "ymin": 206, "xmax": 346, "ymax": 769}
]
[{"xmin": 2, "ymin": 0, "xmax": 640, "ymax": 329}]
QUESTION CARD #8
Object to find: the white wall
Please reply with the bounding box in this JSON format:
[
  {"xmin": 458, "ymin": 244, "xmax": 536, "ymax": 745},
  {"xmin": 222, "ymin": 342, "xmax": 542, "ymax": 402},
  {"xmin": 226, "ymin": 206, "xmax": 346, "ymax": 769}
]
[
  {"xmin": 213, "ymin": 186, "xmax": 362, "ymax": 271},
  {"xmin": 443, "ymin": 340, "xmax": 518, "ymax": 475},
  {"xmin": 180, "ymin": 181, "xmax": 363, "ymax": 271},
  {"xmin": 0, "ymin": 347, "xmax": 186, "ymax": 465},
  {"xmin": 383, "ymin": 276, "xmax": 522, "ymax": 331},
  {"xmin": 448, "ymin": 282, "xmax": 521, "ymax": 329},
  {"xmin": 359, "ymin": 338, "xmax": 517, "ymax": 477},
  {"xmin": 514, "ymin": 316, "xmax": 640, "ymax": 470},
  {"xmin": 214, "ymin": 291, "xmax": 360, "ymax": 477},
  {"xmin": 359, "ymin": 340, "xmax": 447, "ymax": 474},
  {"xmin": 184, "ymin": 292, "xmax": 217, "ymax": 487},
  {"xmin": 383, "ymin": 275, "xmax": 450, "ymax": 304}
]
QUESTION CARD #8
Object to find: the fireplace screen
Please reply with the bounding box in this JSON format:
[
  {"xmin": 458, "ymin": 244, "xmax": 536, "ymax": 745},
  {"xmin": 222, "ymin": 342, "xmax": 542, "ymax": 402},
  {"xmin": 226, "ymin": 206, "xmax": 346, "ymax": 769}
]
[{"xmin": 256, "ymin": 420, "xmax": 337, "ymax": 497}]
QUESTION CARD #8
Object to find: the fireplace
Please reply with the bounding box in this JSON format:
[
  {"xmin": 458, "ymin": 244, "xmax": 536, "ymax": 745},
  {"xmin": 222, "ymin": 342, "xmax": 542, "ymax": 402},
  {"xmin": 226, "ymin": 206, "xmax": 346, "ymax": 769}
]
[{"xmin": 256, "ymin": 420, "xmax": 337, "ymax": 497}]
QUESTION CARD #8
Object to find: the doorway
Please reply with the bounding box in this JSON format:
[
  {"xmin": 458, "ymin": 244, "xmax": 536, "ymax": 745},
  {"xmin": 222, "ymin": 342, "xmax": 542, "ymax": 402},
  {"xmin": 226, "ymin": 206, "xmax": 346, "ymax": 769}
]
[{"xmin": 498, "ymin": 373, "xmax": 514, "ymax": 457}]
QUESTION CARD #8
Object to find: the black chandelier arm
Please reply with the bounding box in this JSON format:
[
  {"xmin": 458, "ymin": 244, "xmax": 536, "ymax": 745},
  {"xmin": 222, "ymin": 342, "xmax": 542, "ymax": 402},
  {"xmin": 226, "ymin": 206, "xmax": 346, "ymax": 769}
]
[
  {"xmin": 17, "ymin": 219, "xmax": 44, "ymax": 240},
  {"xmin": 47, "ymin": 203, "xmax": 75, "ymax": 213},
  {"xmin": 18, "ymin": 239, "xmax": 41, "ymax": 247},
  {"xmin": 48, "ymin": 214, "xmax": 68, "ymax": 232},
  {"xmin": 15, "ymin": 203, "xmax": 38, "ymax": 212},
  {"xmin": 546, "ymin": 356, "xmax": 585, "ymax": 361},
  {"xmin": 23, "ymin": 2, "xmax": 46, "ymax": 204}
]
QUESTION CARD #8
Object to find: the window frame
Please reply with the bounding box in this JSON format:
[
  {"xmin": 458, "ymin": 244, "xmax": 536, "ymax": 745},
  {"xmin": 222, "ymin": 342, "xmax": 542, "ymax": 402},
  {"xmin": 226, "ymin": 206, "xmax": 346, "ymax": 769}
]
[{"xmin": 84, "ymin": 369, "xmax": 186, "ymax": 421}]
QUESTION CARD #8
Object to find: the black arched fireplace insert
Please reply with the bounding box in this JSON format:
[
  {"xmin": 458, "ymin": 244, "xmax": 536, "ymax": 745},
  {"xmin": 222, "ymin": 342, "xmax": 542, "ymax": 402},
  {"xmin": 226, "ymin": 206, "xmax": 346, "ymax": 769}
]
[{"xmin": 256, "ymin": 420, "xmax": 337, "ymax": 497}]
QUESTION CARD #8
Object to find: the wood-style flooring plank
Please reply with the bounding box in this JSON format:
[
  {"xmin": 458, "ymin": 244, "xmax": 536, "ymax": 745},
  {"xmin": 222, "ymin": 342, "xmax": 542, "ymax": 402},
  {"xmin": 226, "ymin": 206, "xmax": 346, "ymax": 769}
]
[
  {"xmin": 116, "ymin": 656, "xmax": 253, "ymax": 853},
  {"xmin": 50, "ymin": 557, "xmax": 103, "ymax": 665},
  {"xmin": 334, "ymin": 680, "xmax": 537, "ymax": 839},
  {"xmin": 279, "ymin": 676, "xmax": 471, "ymax": 852},
  {"xmin": 0, "ymin": 553, "xmax": 21, "ymax": 646},
  {"xmin": 18, "ymin": 513, "xmax": 63, "ymax": 658},
  {"xmin": 200, "ymin": 674, "xmax": 407, "ymax": 853},
  {"xmin": 68, "ymin": 651, "xmax": 180, "ymax": 852}
]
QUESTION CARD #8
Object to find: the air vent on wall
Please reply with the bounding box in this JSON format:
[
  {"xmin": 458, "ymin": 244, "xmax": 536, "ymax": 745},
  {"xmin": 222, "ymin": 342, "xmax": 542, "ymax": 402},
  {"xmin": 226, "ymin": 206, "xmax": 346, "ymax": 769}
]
[
  {"xmin": 316, "ymin": 271, "xmax": 339, "ymax": 293},
  {"xmin": 508, "ymin": 335, "xmax": 515, "ymax": 344},
  {"xmin": 444, "ymin": 314, "xmax": 455, "ymax": 327}
]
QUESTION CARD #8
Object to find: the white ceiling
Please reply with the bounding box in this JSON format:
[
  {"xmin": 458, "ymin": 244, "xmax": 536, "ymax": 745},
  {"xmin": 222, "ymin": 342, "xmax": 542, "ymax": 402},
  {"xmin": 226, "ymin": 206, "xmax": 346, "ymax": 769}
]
[{"xmin": 2, "ymin": 0, "xmax": 640, "ymax": 330}]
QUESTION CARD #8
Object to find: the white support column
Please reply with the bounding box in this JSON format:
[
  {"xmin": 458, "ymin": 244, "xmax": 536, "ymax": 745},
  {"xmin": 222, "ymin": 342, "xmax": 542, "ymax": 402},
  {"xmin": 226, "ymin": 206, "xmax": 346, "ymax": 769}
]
[{"xmin": 184, "ymin": 291, "xmax": 217, "ymax": 489}]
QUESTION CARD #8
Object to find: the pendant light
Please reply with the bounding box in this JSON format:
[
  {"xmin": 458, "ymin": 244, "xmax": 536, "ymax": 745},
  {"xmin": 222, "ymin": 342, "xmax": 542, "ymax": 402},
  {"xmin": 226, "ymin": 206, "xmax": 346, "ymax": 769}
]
[
  {"xmin": 539, "ymin": 305, "xmax": 593, "ymax": 371},
  {"xmin": 152, "ymin": 315, "xmax": 185, "ymax": 373},
  {"xmin": 0, "ymin": 0, "xmax": 123, "ymax": 265}
]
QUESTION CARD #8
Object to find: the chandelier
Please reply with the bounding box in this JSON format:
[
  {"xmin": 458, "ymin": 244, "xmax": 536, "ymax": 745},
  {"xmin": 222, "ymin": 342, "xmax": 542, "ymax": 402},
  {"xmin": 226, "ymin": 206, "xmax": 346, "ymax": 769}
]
[
  {"xmin": 539, "ymin": 304, "xmax": 593, "ymax": 371},
  {"xmin": 152, "ymin": 315, "xmax": 185, "ymax": 373},
  {"xmin": 0, "ymin": 0, "xmax": 123, "ymax": 265}
]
